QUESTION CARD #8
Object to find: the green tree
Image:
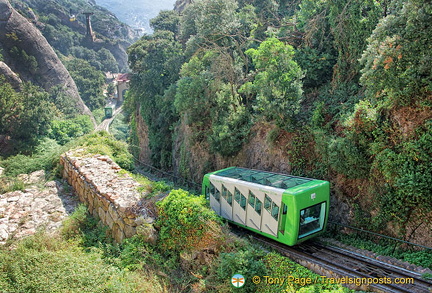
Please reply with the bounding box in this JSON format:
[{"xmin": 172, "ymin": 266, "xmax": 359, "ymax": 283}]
[
  {"xmin": 150, "ymin": 10, "xmax": 180, "ymax": 35},
  {"xmin": 65, "ymin": 59, "xmax": 106, "ymax": 111},
  {"xmin": 241, "ymin": 37, "xmax": 303, "ymax": 129},
  {"xmin": 127, "ymin": 30, "xmax": 184, "ymax": 169},
  {"xmin": 360, "ymin": 0, "xmax": 432, "ymax": 106},
  {"xmin": 0, "ymin": 79, "xmax": 53, "ymax": 145}
]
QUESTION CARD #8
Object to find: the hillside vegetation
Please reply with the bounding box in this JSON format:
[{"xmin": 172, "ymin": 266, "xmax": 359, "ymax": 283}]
[
  {"xmin": 126, "ymin": 0, "xmax": 432, "ymax": 245},
  {"xmin": 0, "ymin": 0, "xmax": 134, "ymax": 154}
]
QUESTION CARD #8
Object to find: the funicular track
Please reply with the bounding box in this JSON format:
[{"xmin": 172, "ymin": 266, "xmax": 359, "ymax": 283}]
[{"xmin": 249, "ymin": 233, "xmax": 432, "ymax": 293}]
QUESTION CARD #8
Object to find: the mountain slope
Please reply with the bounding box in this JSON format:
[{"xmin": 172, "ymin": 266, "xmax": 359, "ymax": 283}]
[{"xmin": 0, "ymin": 0, "xmax": 94, "ymax": 121}]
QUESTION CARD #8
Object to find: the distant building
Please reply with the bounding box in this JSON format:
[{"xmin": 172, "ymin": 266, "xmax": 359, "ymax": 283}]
[{"xmin": 115, "ymin": 73, "xmax": 130, "ymax": 102}]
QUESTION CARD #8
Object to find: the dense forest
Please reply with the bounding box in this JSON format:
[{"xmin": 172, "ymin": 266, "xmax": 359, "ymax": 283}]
[{"xmin": 126, "ymin": 0, "xmax": 432, "ymax": 245}]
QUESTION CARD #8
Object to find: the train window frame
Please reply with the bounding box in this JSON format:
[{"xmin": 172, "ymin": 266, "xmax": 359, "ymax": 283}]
[
  {"xmin": 227, "ymin": 189, "xmax": 233, "ymax": 205},
  {"xmin": 240, "ymin": 194, "xmax": 247, "ymax": 210},
  {"xmin": 271, "ymin": 203, "xmax": 279, "ymax": 220},
  {"xmin": 255, "ymin": 198, "xmax": 262, "ymax": 215},
  {"xmin": 248, "ymin": 191, "xmax": 256, "ymax": 208},
  {"xmin": 264, "ymin": 194, "xmax": 272, "ymax": 212},
  {"xmin": 222, "ymin": 185, "xmax": 227, "ymax": 199},
  {"xmin": 211, "ymin": 183, "xmax": 220, "ymax": 202},
  {"xmin": 234, "ymin": 188, "xmax": 241, "ymax": 203}
]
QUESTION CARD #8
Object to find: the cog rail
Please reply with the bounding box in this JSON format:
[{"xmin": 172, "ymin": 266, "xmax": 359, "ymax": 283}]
[{"xmin": 251, "ymin": 234, "xmax": 432, "ymax": 293}]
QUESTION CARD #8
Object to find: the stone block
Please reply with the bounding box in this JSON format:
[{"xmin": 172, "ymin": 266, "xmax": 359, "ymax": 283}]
[
  {"xmin": 105, "ymin": 212, "xmax": 114, "ymax": 229},
  {"xmin": 112, "ymin": 223, "xmax": 125, "ymax": 243},
  {"xmin": 136, "ymin": 223, "xmax": 158, "ymax": 245},
  {"xmin": 116, "ymin": 217, "xmax": 125, "ymax": 230},
  {"xmin": 124, "ymin": 224, "xmax": 136, "ymax": 238},
  {"xmin": 108, "ymin": 203, "xmax": 119, "ymax": 223},
  {"xmin": 98, "ymin": 207, "xmax": 106, "ymax": 223},
  {"xmin": 100, "ymin": 197, "xmax": 110, "ymax": 210}
]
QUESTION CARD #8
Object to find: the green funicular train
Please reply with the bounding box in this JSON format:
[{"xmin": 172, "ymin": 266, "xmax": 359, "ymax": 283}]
[{"xmin": 203, "ymin": 167, "xmax": 330, "ymax": 246}]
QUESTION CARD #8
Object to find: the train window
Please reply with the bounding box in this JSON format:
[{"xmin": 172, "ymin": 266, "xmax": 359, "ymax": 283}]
[
  {"xmin": 222, "ymin": 185, "xmax": 227, "ymax": 199},
  {"xmin": 210, "ymin": 183, "xmax": 215, "ymax": 197},
  {"xmin": 248, "ymin": 191, "xmax": 256, "ymax": 208},
  {"xmin": 264, "ymin": 195, "xmax": 272, "ymax": 212},
  {"xmin": 240, "ymin": 194, "xmax": 247, "ymax": 210},
  {"xmin": 271, "ymin": 203, "xmax": 279, "ymax": 220},
  {"xmin": 283, "ymin": 204, "xmax": 287, "ymax": 214},
  {"xmin": 234, "ymin": 188, "xmax": 241, "ymax": 203},
  {"xmin": 298, "ymin": 202, "xmax": 326, "ymax": 239},
  {"xmin": 211, "ymin": 183, "xmax": 220, "ymax": 202},
  {"xmin": 227, "ymin": 189, "xmax": 233, "ymax": 205},
  {"xmin": 255, "ymin": 198, "xmax": 262, "ymax": 215}
]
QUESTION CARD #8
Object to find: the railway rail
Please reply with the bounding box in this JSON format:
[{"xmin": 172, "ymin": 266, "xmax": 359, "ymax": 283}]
[
  {"xmin": 250, "ymin": 233, "xmax": 432, "ymax": 292},
  {"xmin": 95, "ymin": 105, "xmax": 123, "ymax": 132}
]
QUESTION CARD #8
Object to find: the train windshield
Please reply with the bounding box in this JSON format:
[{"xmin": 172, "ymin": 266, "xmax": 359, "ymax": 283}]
[{"xmin": 298, "ymin": 202, "xmax": 326, "ymax": 239}]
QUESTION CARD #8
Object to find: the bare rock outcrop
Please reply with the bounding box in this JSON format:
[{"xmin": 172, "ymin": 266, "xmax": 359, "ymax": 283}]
[
  {"xmin": 0, "ymin": 61, "xmax": 22, "ymax": 90},
  {"xmin": 0, "ymin": 0, "xmax": 94, "ymax": 123}
]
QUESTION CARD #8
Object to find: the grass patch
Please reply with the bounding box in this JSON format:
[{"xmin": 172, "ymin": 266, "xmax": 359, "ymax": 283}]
[
  {"xmin": 71, "ymin": 131, "xmax": 134, "ymax": 170},
  {"xmin": 0, "ymin": 231, "xmax": 163, "ymax": 293},
  {"xmin": 0, "ymin": 138, "xmax": 65, "ymax": 178}
]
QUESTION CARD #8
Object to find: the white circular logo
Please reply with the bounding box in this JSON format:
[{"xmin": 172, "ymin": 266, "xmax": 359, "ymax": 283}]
[{"xmin": 231, "ymin": 274, "xmax": 245, "ymax": 288}]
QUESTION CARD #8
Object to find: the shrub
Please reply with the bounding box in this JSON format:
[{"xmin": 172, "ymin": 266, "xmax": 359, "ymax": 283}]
[
  {"xmin": 73, "ymin": 131, "xmax": 134, "ymax": 170},
  {"xmin": 0, "ymin": 139, "xmax": 63, "ymax": 177},
  {"xmin": 216, "ymin": 247, "xmax": 267, "ymax": 292},
  {"xmin": 0, "ymin": 231, "xmax": 148, "ymax": 293},
  {"xmin": 49, "ymin": 115, "xmax": 93, "ymax": 145},
  {"xmin": 156, "ymin": 189, "xmax": 222, "ymax": 253}
]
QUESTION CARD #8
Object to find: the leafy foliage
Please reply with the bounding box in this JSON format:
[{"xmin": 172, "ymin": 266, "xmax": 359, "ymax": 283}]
[
  {"xmin": 360, "ymin": 0, "xmax": 432, "ymax": 106},
  {"xmin": 49, "ymin": 115, "xmax": 93, "ymax": 145},
  {"xmin": 0, "ymin": 232, "xmax": 156, "ymax": 292},
  {"xmin": 127, "ymin": 30, "xmax": 183, "ymax": 169},
  {"xmin": 125, "ymin": 0, "xmax": 432, "ymax": 239},
  {"xmin": 73, "ymin": 131, "xmax": 134, "ymax": 171},
  {"xmin": 242, "ymin": 37, "xmax": 303, "ymax": 129},
  {"xmin": 65, "ymin": 59, "xmax": 106, "ymax": 111},
  {"xmin": 0, "ymin": 80, "xmax": 54, "ymax": 146},
  {"xmin": 0, "ymin": 139, "xmax": 63, "ymax": 177},
  {"xmin": 156, "ymin": 189, "xmax": 222, "ymax": 252}
]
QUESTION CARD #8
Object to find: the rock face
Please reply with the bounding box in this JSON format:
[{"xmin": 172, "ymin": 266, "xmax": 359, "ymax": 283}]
[
  {"xmin": 0, "ymin": 171, "xmax": 80, "ymax": 244},
  {"xmin": 60, "ymin": 149, "xmax": 158, "ymax": 243},
  {"xmin": 0, "ymin": 61, "xmax": 21, "ymax": 90},
  {"xmin": 0, "ymin": 0, "xmax": 94, "ymax": 122}
]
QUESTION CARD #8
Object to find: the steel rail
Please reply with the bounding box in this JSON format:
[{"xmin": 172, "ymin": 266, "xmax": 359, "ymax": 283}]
[{"xmin": 251, "ymin": 234, "xmax": 432, "ymax": 293}]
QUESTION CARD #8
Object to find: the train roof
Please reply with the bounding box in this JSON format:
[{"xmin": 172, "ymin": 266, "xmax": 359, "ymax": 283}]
[{"xmin": 212, "ymin": 167, "xmax": 315, "ymax": 190}]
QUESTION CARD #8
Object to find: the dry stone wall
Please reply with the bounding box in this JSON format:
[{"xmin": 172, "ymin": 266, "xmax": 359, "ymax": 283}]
[{"xmin": 60, "ymin": 149, "xmax": 157, "ymax": 243}]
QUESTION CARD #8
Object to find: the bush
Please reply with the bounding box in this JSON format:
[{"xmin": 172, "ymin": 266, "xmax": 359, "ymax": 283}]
[
  {"xmin": 49, "ymin": 115, "xmax": 93, "ymax": 145},
  {"xmin": 73, "ymin": 131, "xmax": 134, "ymax": 170},
  {"xmin": 216, "ymin": 248, "xmax": 267, "ymax": 292},
  {"xmin": 156, "ymin": 189, "xmax": 222, "ymax": 253},
  {"xmin": 0, "ymin": 139, "xmax": 63, "ymax": 177}
]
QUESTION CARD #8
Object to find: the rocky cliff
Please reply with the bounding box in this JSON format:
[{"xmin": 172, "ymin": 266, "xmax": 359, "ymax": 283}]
[{"xmin": 0, "ymin": 0, "xmax": 94, "ymax": 122}]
